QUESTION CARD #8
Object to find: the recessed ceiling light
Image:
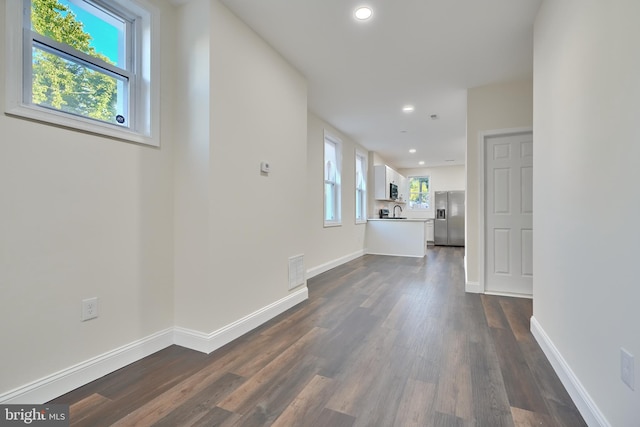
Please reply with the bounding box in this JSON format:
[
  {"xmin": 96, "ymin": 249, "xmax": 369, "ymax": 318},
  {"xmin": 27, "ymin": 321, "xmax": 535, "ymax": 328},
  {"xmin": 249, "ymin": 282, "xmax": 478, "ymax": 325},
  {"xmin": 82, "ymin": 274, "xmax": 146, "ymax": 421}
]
[
  {"xmin": 354, "ymin": 7, "xmax": 372, "ymax": 20},
  {"xmin": 419, "ymin": 161, "xmax": 425, "ymax": 165},
  {"xmin": 409, "ymin": 149, "xmax": 416, "ymax": 153},
  {"xmin": 402, "ymin": 105, "xmax": 415, "ymax": 113}
]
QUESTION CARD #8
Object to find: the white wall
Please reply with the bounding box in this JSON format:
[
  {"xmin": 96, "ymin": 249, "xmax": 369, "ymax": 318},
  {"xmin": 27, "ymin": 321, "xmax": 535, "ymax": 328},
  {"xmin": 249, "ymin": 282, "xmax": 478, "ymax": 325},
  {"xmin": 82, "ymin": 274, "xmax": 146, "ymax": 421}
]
[
  {"xmin": 0, "ymin": 0, "xmax": 176, "ymax": 394},
  {"xmin": 173, "ymin": 0, "xmax": 212, "ymax": 333},
  {"xmin": 533, "ymin": 1, "xmax": 640, "ymax": 425},
  {"xmin": 466, "ymin": 79, "xmax": 533, "ymax": 285},
  {"xmin": 306, "ymin": 112, "xmax": 368, "ymax": 276},
  {"xmin": 398, "ymin": 165, "xmax": 465, "ymax": 219},
  {"xmin": 0, "ymin": 0, "xmax": 309, "ymax": 400},
  {"xmin": 174, "ymin": 0, "xmax": 308, "ymax": 333}
]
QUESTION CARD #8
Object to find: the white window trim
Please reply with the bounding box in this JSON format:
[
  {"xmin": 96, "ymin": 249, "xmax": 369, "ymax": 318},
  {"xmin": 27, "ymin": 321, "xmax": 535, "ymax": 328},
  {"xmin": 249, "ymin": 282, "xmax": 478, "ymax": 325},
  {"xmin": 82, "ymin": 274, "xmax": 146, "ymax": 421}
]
[
  {"xmin": 323, "ymin": 131, "xmax": 342, "ymax": 227},
  {"xmin": 355, "ymin": 149, "xmax": 367, "ymax": 224},
  {"xmin": 4, "ymin": 0, "xmax": 160, "ymax": 146}
]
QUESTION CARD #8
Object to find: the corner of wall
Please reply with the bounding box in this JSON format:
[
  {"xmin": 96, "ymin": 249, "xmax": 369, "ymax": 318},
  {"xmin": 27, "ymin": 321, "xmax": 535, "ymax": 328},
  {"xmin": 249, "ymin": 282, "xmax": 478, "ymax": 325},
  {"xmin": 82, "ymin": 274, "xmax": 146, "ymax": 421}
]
[{"xmin": 530, "ymin": 317, "xmax": 610, "ymax": 427}]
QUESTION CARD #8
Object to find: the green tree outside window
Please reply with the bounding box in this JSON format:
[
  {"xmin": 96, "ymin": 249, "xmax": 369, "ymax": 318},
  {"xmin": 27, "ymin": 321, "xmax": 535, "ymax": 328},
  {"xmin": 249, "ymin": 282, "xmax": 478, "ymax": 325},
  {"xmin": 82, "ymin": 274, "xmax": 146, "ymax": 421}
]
[
  {"xmin": 30, "ymin": 0, "xmax": 119, "ymax": 123},
  {"xmin": 409, "ymin": 176, "xmax": 430, "ymax": 209}
]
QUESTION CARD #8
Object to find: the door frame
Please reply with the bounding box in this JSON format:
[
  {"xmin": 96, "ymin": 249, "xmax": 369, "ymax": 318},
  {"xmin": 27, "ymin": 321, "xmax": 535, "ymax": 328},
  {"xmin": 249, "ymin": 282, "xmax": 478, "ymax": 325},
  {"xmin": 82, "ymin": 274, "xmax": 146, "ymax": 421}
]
[{"xmin": 477, "ymin": 127, "xmax": 533, "ymax": 296}]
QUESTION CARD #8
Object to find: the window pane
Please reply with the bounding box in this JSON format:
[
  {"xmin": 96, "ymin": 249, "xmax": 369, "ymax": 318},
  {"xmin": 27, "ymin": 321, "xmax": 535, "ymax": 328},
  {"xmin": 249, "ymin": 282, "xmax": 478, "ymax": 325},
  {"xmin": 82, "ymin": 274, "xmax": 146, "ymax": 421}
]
[
  {"xmin": 355, "ymin": 156, "xmax": 362, "ymax": 181},
  {"xmin": 409, "ymin": 176, "xmax": 430, "ymax": 210},
  {"xmin": 325, "ymin": 183, "xmax": 334, "ymax": 221},
  {"xmin": 324, "ymin": 141, "xmax": 336, "ymax": 181},
  {"xmin": 32, "ymin": 44, "xmax": 128, "ymax": 125},
  {"xmin": 32, "ymin": 0, "xmax": 127, "ymax": 67},
  {"xmin": 323, "ymin": 135, "xmax": 341, "ymax": 224},
  {"xmin": 325, "ymin": 160, "xmax": 335, "ymax": 182},
  {"xmin": 355, "ymin": 155, "xmax": 366, "ymax": 190}
]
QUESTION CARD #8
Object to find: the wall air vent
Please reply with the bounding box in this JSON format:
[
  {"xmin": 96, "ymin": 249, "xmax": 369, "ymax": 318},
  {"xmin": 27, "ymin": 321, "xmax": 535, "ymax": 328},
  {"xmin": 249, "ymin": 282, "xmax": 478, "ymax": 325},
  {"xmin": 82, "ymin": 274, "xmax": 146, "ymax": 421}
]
[{"xmin": 288, "ymin": 255, "xmax": 305, "ymax": 290}]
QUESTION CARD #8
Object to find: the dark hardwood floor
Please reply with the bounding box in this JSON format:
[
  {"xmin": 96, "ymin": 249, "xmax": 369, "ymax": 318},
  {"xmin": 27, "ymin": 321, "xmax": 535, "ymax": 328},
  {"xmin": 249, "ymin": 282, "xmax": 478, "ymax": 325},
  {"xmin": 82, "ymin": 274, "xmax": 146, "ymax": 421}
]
[{"xmin": 50, "ymin": 247, "xmax": 586, "ymax": 426}]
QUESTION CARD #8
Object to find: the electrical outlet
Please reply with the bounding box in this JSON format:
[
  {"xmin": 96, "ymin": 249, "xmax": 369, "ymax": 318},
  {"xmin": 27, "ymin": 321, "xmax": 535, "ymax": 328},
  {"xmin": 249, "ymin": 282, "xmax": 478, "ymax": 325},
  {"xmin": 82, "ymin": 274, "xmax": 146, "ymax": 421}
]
[
  {"xmin": 621, "ymin": 348, "xmax": 635, "ymax": 390},
  {"xmin": 81, "ymin": 297, "xmax": 99, "ymax": 321}
]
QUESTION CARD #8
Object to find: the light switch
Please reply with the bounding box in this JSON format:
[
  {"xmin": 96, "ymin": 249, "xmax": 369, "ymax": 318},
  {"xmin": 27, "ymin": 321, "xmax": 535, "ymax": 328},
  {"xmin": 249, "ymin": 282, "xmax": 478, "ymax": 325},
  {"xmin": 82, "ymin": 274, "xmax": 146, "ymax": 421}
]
[{"xmin": 260, "ymin": 161, "xmax": 270, "ymax": 174}]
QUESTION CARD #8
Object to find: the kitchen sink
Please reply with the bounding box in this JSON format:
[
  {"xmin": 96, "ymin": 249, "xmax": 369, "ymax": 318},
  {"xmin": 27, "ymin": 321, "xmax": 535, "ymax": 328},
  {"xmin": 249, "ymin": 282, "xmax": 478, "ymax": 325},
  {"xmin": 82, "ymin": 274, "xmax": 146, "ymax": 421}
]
[{"xmin": 382, "ymin": 217, "xmax": 407, "ymax": 219}]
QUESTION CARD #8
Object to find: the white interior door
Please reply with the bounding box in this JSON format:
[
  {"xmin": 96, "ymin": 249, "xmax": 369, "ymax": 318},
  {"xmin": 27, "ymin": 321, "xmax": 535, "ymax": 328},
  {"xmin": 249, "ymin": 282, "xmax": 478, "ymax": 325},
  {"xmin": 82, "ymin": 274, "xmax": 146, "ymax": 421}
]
[{"xmin": 485, "ymin": 132, "xmax": 533, "ymax": 296}]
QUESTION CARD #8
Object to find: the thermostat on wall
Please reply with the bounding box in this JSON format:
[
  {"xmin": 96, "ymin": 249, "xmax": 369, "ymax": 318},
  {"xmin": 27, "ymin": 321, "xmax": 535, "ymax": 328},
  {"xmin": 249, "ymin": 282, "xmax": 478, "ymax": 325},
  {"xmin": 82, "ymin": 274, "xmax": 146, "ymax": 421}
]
[{"xmin": 260, "ymin": 161, "xmax": 270, "ymax": 174}]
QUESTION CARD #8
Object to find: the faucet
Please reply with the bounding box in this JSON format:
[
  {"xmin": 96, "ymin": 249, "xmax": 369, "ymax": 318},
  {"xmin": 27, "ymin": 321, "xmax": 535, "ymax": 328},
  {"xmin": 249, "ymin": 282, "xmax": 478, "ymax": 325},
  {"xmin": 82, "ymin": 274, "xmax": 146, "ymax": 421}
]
[{"xmin": 393, "ymin": 204, "xmax": 403, "ymax": 218}]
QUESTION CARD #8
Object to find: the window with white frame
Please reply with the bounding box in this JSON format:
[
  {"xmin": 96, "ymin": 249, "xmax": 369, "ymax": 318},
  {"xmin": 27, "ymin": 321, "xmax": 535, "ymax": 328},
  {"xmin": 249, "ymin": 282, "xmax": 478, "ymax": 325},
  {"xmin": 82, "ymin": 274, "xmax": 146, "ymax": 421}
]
[
  {"xmin": 408, "ymin": 176, "xmax": 431, "ymax": 209},
  {"xmin": 324, "ymin": 133, "xmax": 342, "ymax": 226},
  {"xmin": 355, "ymin": 151, "xmax": 367, "ymax": 223},
  {"xmin": 5, "ymin": 0, "xmax": 159, "ymax": 146}
]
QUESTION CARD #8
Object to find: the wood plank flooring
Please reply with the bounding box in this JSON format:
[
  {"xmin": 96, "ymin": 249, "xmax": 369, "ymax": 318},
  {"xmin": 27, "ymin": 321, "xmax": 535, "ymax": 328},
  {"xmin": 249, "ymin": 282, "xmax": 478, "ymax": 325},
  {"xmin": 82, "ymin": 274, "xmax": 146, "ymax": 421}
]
[{"xmin": 49, "ymin": 247, "xmax": 586, "ymax": 426}]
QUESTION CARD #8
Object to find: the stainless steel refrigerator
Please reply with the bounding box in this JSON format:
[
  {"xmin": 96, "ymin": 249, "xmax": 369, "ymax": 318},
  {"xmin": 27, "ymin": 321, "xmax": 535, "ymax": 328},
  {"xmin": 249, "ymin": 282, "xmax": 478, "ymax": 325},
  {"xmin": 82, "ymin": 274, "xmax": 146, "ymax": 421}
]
[{"xmin": 434, "ymin": 191, "xmax": 465, "ymax": 246}]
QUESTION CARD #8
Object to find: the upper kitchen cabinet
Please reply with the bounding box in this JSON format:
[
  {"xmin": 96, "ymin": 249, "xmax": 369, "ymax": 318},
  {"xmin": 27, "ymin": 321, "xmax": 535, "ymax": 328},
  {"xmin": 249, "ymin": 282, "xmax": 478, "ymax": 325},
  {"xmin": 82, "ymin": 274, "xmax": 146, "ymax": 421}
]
[
  {"xmin": 374, "ymin": 165, "xmax": 406, "ymax": 201},
  {"xmin": 398, "ymin": 174, "xmax": 407, "ymax": 202}
]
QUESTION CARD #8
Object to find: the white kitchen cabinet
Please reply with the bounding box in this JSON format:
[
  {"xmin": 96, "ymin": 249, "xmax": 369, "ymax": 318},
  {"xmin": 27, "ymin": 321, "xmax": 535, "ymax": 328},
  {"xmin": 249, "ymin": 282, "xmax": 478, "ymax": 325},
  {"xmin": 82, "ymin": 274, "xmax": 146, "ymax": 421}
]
[
  {"xmin": 387, "ymin": 166, "xmax": 398, "ymax": 185},
  {"xmin": 374, "ymin": 165, "xmax": 391, "ymax": 199},
  {"xmin": 398, "ymin": 174, "xmax": 407, "ymax": 202},
  {"xmin": 366, "ymin": 219, "xmax": 428, "ymax": 257},
  {"xmin": 374, "ymin": 164, "xmax": 406, "ymax": 200},
  {"xmin": 426, "ymin": 220, "xmax": 434, "ymax": 243}
]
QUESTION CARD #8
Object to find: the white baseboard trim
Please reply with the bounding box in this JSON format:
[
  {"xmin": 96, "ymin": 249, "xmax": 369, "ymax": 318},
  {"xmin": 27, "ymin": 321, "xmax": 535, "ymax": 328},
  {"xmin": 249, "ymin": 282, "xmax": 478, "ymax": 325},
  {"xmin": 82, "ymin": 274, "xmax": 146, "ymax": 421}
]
[
  {"xmin": 306, "ymin": 250, "xmax": 364, "ymax": 279},
  {"xmin": 365, "ymin": 251, "xmax": 425, "ymax": 258},
  {"xmin": 484, "ymin": 290, "xmax": 532, "ymax": 299},
  {"xmin": 530, "ymin": 316, "xmax": 610, "ymax": 427},
  {"xmin": 463, "ymin": 256, "xmax": 482, "ymax": 293},
  {"xmin": 0, "ymin": 287, "xmax": 309, "ymax": 405},
  {"xmin": 464, "ymin": 255, "xmax": 468, "ymax": 281},
  {"xmin": 174, "ymin": 287, "xmax": 309, "ymax": 354},
  {"xmin": 0, "ymin": 328, "xmax": 174, "ymax": 404},
  {"xmin": 465, "ymin": 281, "xmax": 482, "ymax": 293}
]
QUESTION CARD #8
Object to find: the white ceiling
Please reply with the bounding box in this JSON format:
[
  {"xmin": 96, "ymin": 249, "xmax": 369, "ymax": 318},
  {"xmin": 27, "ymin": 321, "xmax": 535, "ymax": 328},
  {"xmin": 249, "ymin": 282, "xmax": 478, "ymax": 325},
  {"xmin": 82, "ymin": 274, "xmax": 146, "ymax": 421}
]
[{"xmin": 219, "ymin": 0, "xmax": 541, "ymax": 168}]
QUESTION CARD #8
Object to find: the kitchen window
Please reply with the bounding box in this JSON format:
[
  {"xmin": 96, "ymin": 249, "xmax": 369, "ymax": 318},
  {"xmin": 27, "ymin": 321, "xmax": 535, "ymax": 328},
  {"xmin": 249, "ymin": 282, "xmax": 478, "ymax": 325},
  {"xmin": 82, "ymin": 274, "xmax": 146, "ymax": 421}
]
[
  {"xmin": 324, "ymin": 132, "xmax": 342, "ymax": 226},
  {"xmin": 408, "ymin": 176, "xmax": 431, "ymax": 210},
  {"xmin": 5, "ymin": 0, "xmax": 159, "ymax": 146},
  {"xmin": 355, "ymin": 150, "xmax": 367, "ymax": 223}
]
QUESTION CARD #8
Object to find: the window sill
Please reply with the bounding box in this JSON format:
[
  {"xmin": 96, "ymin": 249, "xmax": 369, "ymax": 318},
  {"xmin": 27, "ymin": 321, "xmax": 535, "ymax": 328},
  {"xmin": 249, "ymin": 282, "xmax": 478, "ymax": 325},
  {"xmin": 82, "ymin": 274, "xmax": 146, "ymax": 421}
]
[
  {"xmin": 5, "ymin": 104, "xmax": 158, "ymax": 147},
  {"xmin": 324, "ymin": 222, "xmax": 342, "ymax": 228},
  {"xmin": 355, "ymin": 219, "xmax": 367, "ymax": 225}
]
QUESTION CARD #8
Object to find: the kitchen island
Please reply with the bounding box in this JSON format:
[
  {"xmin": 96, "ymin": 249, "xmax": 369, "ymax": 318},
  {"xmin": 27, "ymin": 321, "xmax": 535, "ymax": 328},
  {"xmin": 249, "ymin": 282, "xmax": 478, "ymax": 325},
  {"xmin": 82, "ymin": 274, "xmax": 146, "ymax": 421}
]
[{"xmin": 366, "ymin": 218, "xmax": 430, "ymax": 257}]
